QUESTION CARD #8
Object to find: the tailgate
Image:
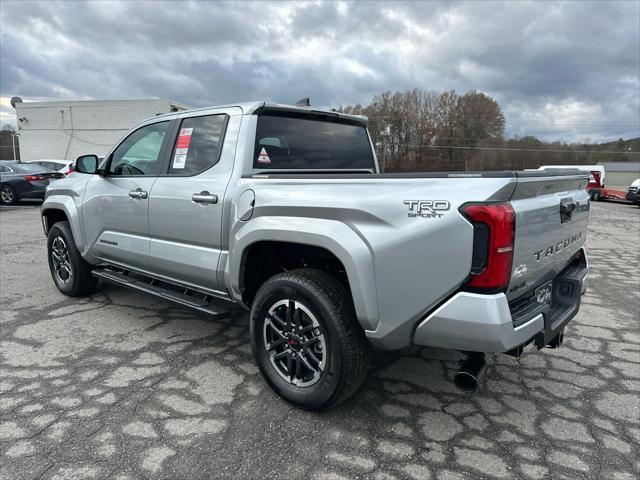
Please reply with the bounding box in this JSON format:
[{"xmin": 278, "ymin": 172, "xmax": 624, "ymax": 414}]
[{"xmin": 506, "ymin": 171, "xmax": 590, "ymax": 301}]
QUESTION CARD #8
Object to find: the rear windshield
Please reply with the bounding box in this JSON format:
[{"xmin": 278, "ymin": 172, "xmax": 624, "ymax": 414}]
[
  {"xmin": 254, "ymin": 114, "xmax": 375, "ymax": 170},
  {"xmin": 11, "ymin": 163, "xmax": 53, "ymax": 173}
]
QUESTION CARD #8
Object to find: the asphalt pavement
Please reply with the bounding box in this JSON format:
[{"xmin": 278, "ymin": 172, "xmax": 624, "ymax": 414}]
[{"xmin": 0, "ymin": 201, "xmax": 638, "ymax": 480}]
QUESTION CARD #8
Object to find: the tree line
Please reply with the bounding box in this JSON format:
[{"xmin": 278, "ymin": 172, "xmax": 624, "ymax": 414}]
[
  {"xmin": 336, "ymin": 89, "xmax": 639, "ymax": 172},
  {"xmin": 2, "ymin": 94, "xmax": 638, "ymax": 168}
]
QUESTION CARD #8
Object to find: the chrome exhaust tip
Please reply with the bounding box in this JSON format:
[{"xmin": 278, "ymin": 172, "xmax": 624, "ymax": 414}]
[{"xmin": 454, "ymin": 353, "xmax": 487, "ymax": 393}]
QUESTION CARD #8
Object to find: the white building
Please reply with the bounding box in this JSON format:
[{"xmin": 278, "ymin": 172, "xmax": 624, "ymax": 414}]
[
  {"xmin": 597, "ymin": 161, "xmax": 640, "ymax": 189},
  {"xmin": 14, "ymin": 99, "xmax": 190, "ymax": 161}
]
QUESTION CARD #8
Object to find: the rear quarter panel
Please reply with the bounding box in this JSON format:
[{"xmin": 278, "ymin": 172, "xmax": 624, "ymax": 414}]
[{"xmin": 230, "ymin": 176, "xmax": 517, "ymax": 348}]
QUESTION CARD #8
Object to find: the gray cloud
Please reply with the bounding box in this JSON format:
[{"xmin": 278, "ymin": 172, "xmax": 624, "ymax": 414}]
[{"xmin": 1, "ymin": 0, "xmax": 638, "ymax": 141}]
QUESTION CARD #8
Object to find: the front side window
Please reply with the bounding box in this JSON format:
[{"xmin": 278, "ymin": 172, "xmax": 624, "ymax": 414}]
[
  {"xmin": 168, "ymin": 114, "xmax": 227, "ymax": 175},
  {"xmin": 253, "ymin": 114, "xmax": 375, "ymax": 170},
  {"xmin": 108, "ymin": 121, "xmax": 170, "ymax": 176}
]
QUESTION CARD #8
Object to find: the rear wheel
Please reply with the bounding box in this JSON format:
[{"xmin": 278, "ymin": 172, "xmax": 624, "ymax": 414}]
[
  {"xmin": 0, "ymin": 185, "xmax": 17, "ymax": 205},
  {"xmin": 47, "ymin": 221, "xmax": 98, "ymax": 296},
  {"xmin": 250, "ymin": 269, "xmax": 369, "ymax": 410}
]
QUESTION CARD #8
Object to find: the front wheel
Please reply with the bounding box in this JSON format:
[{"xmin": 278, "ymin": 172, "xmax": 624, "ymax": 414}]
[
  {"xmin": 47, "ymin": 221, "xmax": 99, "ymax": 296},
  {"xmin": 250, "ymin": 269, "xmax": 369, "ymax": 410}
]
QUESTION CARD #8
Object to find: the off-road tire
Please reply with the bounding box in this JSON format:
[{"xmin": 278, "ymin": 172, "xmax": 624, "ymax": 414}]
[
  {"xmin": 250, "ymin": 268, "xmax": 369, "ymax": 410},
  {"xmin": 47, "ymin": 221, "xmax": 99, "ymax": 296}
]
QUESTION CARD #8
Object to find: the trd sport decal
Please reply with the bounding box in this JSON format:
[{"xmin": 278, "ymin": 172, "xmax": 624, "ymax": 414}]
[{"xmin": 403, "ymin": 200, "xmax": 450, "ymax": 218}]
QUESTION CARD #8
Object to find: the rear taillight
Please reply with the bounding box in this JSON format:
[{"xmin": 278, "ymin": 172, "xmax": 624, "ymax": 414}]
[
  {"xmin": 24, "ymin": 175, "xmax": 46, "ymax": 182},
  {"xmin": 461, "ymin": 203, "xmax": 515, "ymax": 292},
  {"xmin": 66, "ymin": 167, "xmax": 74, "ymax": 175}
]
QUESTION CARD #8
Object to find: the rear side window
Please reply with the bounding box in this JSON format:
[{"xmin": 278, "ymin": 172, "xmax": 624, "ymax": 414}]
[
  {"xmin": 168, "ymin": 114, "xmax": 228, "ymax": 175},
  {"xmin": 254, "ymin": 114, "xmax": 375, "ymax": 170},
  {"xmin": 36, "ymin": 161, "xmax": 59, "ymax": 170}
]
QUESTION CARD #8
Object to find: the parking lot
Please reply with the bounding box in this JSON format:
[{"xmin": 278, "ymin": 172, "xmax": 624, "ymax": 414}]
[{"xmin": 0, "ymin": 201, "xmax": 638, "ymax": 480}]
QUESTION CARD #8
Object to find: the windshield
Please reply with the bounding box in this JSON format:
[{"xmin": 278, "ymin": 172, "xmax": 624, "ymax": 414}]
[{"xmin": 254, "ymin": 114, "xmax": 375, "ymax": 170}]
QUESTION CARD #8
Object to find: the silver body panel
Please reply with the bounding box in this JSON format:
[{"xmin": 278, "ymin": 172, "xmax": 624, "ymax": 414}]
[
  {"xmin": 413, "ymin": 292, "xmax": 545, "ymax": 352},
  {"xmin": 507, "ymin": 180, "xmax": 589, "ymax": 300},
  {"xmin": 82, "ymin": 175, "xmax": 157, "ymax": 271},
  {"xmin": 147, "ymin": 108, "xmax": 242, "ymax": 291},
  {"xmin": 42, "ymin": 101, "xmax": 590, "ymax": 351}
]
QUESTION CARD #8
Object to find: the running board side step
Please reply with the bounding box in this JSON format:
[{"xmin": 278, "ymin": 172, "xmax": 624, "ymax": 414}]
[{"xmin": 91, "ymin": 268, "xmax": 234, "ymax": 319}]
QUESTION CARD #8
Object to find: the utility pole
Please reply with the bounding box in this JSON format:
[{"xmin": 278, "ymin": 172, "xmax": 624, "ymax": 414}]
[
  {"xmin": 382, "ymin": 142, "xmax": 386, "ymax": 173},
  {"xmin": 10, "ymin": 132, "xmax": 18, "ymax": 161}
]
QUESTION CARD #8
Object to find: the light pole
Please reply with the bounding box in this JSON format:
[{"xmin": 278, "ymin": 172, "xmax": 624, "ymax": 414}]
[{"xmin": 10, "ymin": 132, "xmax": 18, "ymax": 161}]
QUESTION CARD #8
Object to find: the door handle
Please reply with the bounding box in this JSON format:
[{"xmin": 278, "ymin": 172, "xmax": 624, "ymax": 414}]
[
  {"xmin": 559, "ymin": 200, "xmax": 575, "ymax": 223},
  {"xmin": 128, "ymin": 188, "xmax": 148, "ymax": 200},
  {"xmin": 192, "ymin": 191, "xmax": 218, "ymax": 205},
  {"xmin": 560, "ymin": 201, "xmax": 576, "ymax": 213}
]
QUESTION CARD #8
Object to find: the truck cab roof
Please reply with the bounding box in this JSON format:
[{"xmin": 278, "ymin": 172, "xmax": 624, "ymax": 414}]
[{"xmin": 152, "ymin": 101, "xmax": 368, "ymax": 126}]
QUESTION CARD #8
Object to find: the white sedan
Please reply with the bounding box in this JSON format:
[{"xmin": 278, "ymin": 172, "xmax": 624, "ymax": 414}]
[{"xmin": 22, "ymin": 159, "xmax": 74, "ymax": 176}]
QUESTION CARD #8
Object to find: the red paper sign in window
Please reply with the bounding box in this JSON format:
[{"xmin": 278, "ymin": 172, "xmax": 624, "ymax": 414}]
[{"xmin": 176, "ymin": 128, "xmax": 193, "ymax": 152}]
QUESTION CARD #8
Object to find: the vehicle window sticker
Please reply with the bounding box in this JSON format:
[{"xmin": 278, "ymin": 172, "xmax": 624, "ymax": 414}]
[
  {"xmin": 257, "ymin": 147, "xmax": 271, "ymax": 164},
  {"xmin": 173, "ymin": 154, "xmax": 187, "ymax": 169},
  {"xmin": 173, "ymin": 127, "xmax": 193, "ymax": 169}
]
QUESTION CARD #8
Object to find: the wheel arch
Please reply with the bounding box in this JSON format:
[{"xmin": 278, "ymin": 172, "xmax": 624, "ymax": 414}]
[
  {"xmin": 227, "ymin": 217, "xmax": 379, "ymax": 331},
  {"xmin": 41, "ymin": 196, "xmax": 85, "ymax": 251}
]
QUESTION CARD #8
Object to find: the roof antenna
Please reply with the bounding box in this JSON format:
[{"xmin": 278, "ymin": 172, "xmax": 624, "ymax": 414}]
[{"xmin": 295, "ymin": 97, "xmax": 311, "ymax": 107}]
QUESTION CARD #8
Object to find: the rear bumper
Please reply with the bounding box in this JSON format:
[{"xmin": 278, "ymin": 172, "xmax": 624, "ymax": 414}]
[
  {"xmin": 12, "ymin": 181, "xmax": 47, "ymax": 200},
  {"xmin": 413, "ymin": 250, "xmax": 588, "ymax": 353},
  {"xmin": 20, "ymin": 188, "xmax": 47, "ymax": 199}
]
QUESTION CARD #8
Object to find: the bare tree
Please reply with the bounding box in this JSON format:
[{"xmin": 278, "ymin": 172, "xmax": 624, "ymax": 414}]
[
  {"xmin": 434, "ymin": 90, "xmax": 460, "ymax": 165},
  {"xmin": 339, "ymin": 88, "xmax": 511, "ymax": 171},
  {"xmin": 457, "ymin": 91, "xmax": 505, "ymax": 147}
]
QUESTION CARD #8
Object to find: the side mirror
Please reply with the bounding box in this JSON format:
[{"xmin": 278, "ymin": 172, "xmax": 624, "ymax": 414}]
[{"xmin": 75, "ymin": 154, "xmax": 99, "ymax": 174}]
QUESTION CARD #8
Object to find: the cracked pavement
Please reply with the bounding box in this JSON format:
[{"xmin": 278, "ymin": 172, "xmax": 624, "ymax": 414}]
[{"xmin": 0, "ymin": 202, "xmax": 639, "ymax": 480}]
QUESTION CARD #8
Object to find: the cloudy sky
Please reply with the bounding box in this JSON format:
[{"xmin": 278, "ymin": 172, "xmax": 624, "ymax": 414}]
[{"xmin": 1, "ymin": 0, "xmax": 639, "ymax": 142}]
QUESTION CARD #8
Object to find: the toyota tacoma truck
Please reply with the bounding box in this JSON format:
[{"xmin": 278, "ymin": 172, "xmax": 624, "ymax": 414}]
[{"xmin": 41, "ymin": 102, "xmax": 590, "ymax": 409}]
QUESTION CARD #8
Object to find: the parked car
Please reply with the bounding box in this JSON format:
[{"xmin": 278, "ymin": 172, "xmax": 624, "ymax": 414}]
[
  {"xmin": 23, "ymin": 159, "xmax": 75, "ymax": 176},
  {"xmin": 626, "ymin": 178, "xmax": 640, "ymax": 206},
  {"xmin": 0, "ymin": 162, "xmax": 64, "ymax": 205},
  {"xmin": 41, "ymin": 102, "xmax": 590, "ymax": 409}
]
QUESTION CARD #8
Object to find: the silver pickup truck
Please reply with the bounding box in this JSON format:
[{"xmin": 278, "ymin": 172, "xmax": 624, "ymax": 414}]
[{"xmin": 41, "ymin": 102, "xmax": 590, "ymax": 409}]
